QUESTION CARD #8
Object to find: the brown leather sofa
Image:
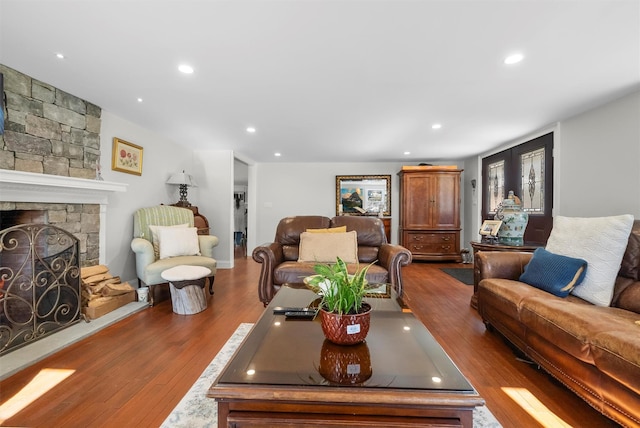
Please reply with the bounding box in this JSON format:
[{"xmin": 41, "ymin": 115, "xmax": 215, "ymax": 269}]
[
  {"xmin": 477, "ymin": 220, "xmax": 640, "ymax": 427},
  {"xmin": 252, "ymin": 216, "xmax": 412, "ymax": 306}
]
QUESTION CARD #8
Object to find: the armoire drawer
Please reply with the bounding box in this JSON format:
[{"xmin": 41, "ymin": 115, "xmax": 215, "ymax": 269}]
[
  {"xmin": 403, "ymin": 231, "xmax": 460, "ymax": 259},
  {"xmin": 405, "ymin": 232, "xmax": 457, "ymax": 245}
]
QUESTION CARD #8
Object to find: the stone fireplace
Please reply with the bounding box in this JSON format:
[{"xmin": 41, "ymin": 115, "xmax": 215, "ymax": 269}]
[
  {"xmin": 0, "ymin": 65, "xmax": 128, "ymax": 355},
  {"xmin": 0, "ymin": 170, "xmax": 126, "ymax": 354}
]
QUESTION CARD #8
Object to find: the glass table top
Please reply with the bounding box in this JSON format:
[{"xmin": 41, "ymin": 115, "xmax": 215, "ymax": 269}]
[{"xmin": 218, "ymin": 286, "xmax": 475, "ymax": 393}]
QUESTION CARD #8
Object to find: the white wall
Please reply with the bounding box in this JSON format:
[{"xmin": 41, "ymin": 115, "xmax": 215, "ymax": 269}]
[
  {"xmin": 193, "ymin": 150, "xmax": 235, "ymax": 268},
  {"xmin": 250, "ymin": 161, "xmax": 464, "ymax": 250},
  {"xmin": 99, "ymin": 112, "xmax": 195, "ymax": 284},
  {"xmin": 555, "ymin": 90, "xmax": 640, "ymax": 217},
  {"xmin": 461, "ymin": 157, "xmax": 479, "ymax": 250},
  {"xmin": 253, "ymin": 162, "xmax": 401, "ymax": 247}
]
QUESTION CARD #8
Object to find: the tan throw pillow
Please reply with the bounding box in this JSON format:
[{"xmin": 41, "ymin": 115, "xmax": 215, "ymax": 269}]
[
  {"xmin": 298, "ymin": 231, "xmax": 358, "ymax": 264},
  {"xmin": 305, "ymin": 226, "xmax": 348, "ymax": 234},
  {"xmin": 149, "ymin": 223, "xmax": 189, "ymax": 259},
  {"xmin": 158, "ymin": 227, "xmax": 201, "ymax": 259}
]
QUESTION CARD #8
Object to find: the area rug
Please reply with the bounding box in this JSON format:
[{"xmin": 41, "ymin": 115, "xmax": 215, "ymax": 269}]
[
  {"xmin": 441, "ymin": 267, "xmax": 474, "ymax": 285},
  {"xmin": 161, "ymin": 322, "xmax": 502, "ymax": 428}
]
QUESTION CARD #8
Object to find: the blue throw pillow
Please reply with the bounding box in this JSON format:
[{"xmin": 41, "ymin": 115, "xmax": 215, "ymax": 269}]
[{"xmin": 519, "ymin": 248, "xmax": 588, "ymax": 297}]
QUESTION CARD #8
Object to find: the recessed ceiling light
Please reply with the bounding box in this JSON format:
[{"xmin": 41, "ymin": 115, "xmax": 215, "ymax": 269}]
[
  {"xmin": 504, "ymin": 53, "xmax": 524, "ymax": 65},
  {"xmin": 404, "ymin": 151, "xmax": 411, "ymax": 155},
  {"xmin": 246, "ymin": 127, "xmax": 256, "ymax": 133},
  {"xmin": 432, "ymin": 123, "xmax": 442, "ymax": 130},
  {"xmin": 56, "ymin": 53, "xmax": 64, "ymax": 59},
  {"xmin": 178, "ymin": 64, "xmax": 194, "ymax": 74},
  {"xmin": 137, "ymin": 98, "xmax": 143, "ymax": 103},
  {"xmin": 274, "ymin": 153, "xmax": 281, "ymax": 157}
]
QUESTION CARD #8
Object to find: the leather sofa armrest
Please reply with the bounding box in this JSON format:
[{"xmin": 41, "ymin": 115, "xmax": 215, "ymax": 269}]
[
  {"xmin": 477, "ymin": 251, "xmax": 532, "ymax": 282},
  {"xmin": 378, "ymin": 243, "xmax": 412, "ymax": 296},
  {"xmin": 252, "ymin": 242, "xmax": 285, "ymax": 306},
  {"xmin": 198, "ymin": 235, "xmax": 220, "ymax": 257}
]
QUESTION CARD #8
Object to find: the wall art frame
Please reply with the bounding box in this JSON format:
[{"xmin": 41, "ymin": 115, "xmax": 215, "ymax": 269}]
[
  {"xmin": 336, "ymin": 175, "xmax": 391, "ymax": 216},
  {"xmin": 112, "ymin": 137, "xmax": 143, "ymax": 175}
]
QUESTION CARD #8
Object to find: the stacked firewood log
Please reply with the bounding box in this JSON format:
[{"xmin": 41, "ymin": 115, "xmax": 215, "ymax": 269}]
[{"xmin": 81, "ymin": 265, "xmax": 134, "ymax": 309}]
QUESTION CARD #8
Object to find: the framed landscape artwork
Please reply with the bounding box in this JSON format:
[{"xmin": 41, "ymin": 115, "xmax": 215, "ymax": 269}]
[
  {"xmin": 112, "ymin": 137, "xmax": 143, "ymax": 175},
  {"xmin": 336, "ymin": 175, "xmax": 391, "ymax": 216}
]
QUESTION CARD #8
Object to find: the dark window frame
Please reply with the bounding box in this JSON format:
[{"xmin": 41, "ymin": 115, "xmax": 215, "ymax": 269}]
[{"xmin": 481, "ymin": 132, "xmax": 554, "ymax": 244}]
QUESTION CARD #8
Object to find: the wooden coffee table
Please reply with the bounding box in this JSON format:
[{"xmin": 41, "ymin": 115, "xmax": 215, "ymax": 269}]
[{"xmin": 208, "ymin": 285, "xmax": 483, "ymax": 427}]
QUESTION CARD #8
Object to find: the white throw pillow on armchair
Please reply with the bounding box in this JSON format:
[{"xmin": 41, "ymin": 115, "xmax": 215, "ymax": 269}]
[
  {"xmin": 149, "ymin": 223, "xmax": 189, "ymax": 259},
  {"xmin": 158, "ymin": 227, "xmax": 201, "ymax": 259},
  {"xmin": 545, "ymin": 214, "xmax": 634, "ymax": 306}
]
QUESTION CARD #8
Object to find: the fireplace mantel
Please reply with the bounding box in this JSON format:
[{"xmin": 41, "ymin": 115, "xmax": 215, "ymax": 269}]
[
  {"xmin": 0, "ymin": 169, "xmax": 127, "ymax": 204},
  {"xmin": 0, "ymin": 169, "xmax": 128, "ymax": 265}
]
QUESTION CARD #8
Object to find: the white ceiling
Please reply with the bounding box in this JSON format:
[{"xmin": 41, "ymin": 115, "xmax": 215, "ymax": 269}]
[{"xmin": 1, "ymin": 0, "xmax": 639, "ymax": 163}]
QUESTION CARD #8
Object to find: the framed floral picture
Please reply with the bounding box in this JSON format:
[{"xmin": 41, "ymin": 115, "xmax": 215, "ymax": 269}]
[{"xmin": 112, "ymin": 137, "xmax": 143, "ymax": 175}]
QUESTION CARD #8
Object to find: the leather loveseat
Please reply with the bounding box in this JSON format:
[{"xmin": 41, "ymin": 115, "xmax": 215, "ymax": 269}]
[
  {"xmin": 252, "ymin": 216, "xmax": 412, "ymax": 306},
  {"xmin": 476, "ymin": 220, "xmax": 640, "ymax": 427}
]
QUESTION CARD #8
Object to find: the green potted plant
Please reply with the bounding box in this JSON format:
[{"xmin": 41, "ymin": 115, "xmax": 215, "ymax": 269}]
[{"xmin": 306, "ymin": 257, "xmax": 373, "ymax": 345}]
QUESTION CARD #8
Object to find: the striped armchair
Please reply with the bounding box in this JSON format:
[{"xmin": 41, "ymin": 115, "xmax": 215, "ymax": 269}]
[{"xmin": 131, "ymin": 205, "xmax": 218, "ymax": 305}]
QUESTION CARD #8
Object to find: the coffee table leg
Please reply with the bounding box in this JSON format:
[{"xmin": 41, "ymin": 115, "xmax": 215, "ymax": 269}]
[{"xmin": 217, "ymin": 401, "xmax": 229, "ymax": 428}]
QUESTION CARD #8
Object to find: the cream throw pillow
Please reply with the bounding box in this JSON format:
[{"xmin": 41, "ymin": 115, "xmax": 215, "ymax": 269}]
[
  {"xmin": 149, "ymin": 223, "xmax": 189, "ymax": 259},
  {"xmin": 298, "ymin": 231, "xmax": 358, "ymax": 264},
  {"xmin": 545, "ymin": 214, "xmax": 634, "ymax": 306},
  {"xmin": 158, "ymin": 227, "xmax": 201, "ymax": 259}
]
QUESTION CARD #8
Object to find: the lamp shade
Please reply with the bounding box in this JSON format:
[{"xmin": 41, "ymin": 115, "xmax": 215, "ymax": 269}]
[{"xmin": 166, "ymin": 171, "xmax": 197, "ymax": 187}]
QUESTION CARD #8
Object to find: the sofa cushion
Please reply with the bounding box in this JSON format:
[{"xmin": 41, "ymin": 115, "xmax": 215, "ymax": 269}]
[
  {"xmin": 519, "ymin": 248, "xmax": 587, "ymax": 297},
  {"xmin": 159, "ymin": 227, "xmax": 201, "ymax": 259},
  {"xmin": 478, "ymin": 278, "xmax": 542, "ymax": 321},
  {"xmin": 298, "ymin": 231, "xmax": 358, "ymax": 263},
  {"xmin": 546, "ymin": 214, "xmax": 634, "ymax": 306},
  {"xmin": 143, "ymin": 255, "xmax": 216, "ymax": 287},
  {"xmin": 591, "ymin": 327, "xmax": 640, "ymax": 395},
  {"xmin": 519, "ymin": 295, "xmax": 635, "ymax": 364},
  {"xmin": 273, "ymin": 261, "xmax": 388, "ymax": 286}
]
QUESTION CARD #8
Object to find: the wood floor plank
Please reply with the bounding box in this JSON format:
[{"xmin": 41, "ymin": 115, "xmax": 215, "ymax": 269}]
[{"xmin": 0, "ymin": 257, "xmax": 619, "ymax": 427}]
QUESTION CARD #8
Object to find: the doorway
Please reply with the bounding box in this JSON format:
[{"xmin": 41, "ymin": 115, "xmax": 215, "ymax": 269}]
[{"xmin": 234, "ymin": 158, "xmax": 249, "ymax": 259}]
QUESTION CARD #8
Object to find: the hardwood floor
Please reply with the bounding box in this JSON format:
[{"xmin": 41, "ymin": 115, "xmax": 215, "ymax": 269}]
[{"xmin": 0, "ymin": 257, "xmax": 619, "ymax": 427}]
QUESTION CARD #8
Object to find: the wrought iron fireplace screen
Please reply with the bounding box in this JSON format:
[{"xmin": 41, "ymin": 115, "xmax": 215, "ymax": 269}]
[{"xmin": 0, "ymin": 223, "xmax": 82, "ymax": 355}]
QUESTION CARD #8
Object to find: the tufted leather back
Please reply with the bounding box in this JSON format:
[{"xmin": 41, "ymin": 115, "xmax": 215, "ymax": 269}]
[
  {"xmin": 619, "ymin": 220, "xmax": 640, "ymax": 280},
  {"xmin": 275, "ymin": 216, "xmax": 331, "ymax": 261},
  {"xmin": 612, "ymin": 220, "xmax": 640, "ymax": 312},
  {"xmin": 330, "ymin": 216, "xmax": 387, "ymax": 263},
  {"xmin": 273, "ymin": 215, "xmax": 386, "ymax": 263}
]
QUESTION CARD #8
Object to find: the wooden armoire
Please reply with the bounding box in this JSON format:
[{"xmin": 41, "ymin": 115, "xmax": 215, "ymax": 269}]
[{"xmin": 398, "ymin": 165, "xmax": 463, "ymax": 262}]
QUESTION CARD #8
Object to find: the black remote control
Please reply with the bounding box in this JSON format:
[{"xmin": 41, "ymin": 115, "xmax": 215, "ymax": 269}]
[
  {"xmin": 273, "ymin": 307, "xmax": 307, "ymax": 315},
  {"xmin": 284, "ymin": 310, "xmax": 317, "ymax": 319}
]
